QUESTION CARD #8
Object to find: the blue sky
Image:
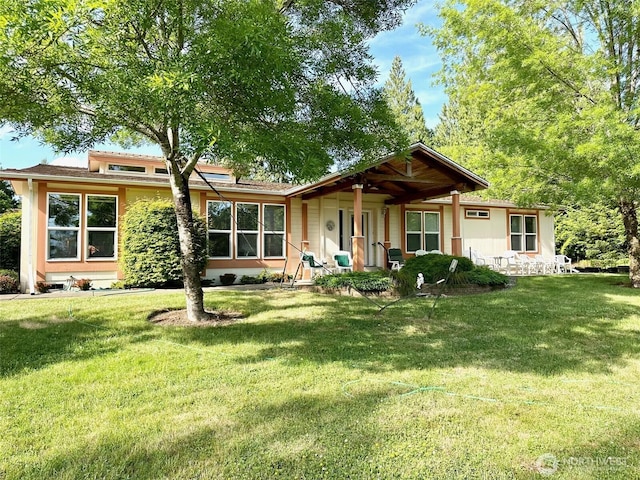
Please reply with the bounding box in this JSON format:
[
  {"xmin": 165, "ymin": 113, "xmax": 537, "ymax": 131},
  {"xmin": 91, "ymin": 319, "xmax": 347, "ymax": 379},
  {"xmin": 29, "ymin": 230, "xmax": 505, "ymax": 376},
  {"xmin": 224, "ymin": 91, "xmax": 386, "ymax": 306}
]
[{"xmin": 0, "ymin": 0, "xmax": 443, "ymax": 170}]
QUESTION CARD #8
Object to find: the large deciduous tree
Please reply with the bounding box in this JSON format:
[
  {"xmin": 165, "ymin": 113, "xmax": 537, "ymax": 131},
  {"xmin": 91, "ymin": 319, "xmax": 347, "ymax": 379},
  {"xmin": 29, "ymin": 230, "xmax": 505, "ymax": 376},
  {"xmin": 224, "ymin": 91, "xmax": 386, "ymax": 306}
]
[
  {"xmin": 427, "ymin": 0, "xmax": 640, "ymax": 286},
  {"xmin": 383, "ymin": 56, "xmax": 434, "ymax": 145},
  {"xmin": 0, "ymin": 0, "xmax": 413, "ymax": 320}
]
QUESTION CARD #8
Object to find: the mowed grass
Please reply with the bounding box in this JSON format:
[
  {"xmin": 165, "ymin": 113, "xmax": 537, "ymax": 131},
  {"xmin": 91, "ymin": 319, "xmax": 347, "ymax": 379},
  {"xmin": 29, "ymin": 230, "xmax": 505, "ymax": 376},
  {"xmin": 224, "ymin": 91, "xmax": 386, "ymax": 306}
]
[{"xmin": 1, "ymin": 275, "xmax": 639, "ymax": 479}]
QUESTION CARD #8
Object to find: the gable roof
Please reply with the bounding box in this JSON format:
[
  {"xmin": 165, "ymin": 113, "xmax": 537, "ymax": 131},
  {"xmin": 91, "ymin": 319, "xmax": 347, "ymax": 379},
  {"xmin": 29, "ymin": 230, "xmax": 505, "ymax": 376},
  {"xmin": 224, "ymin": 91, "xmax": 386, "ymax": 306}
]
[{"xmin": 286, "ymin": 143, "xmax": 489, "ymax": 204}]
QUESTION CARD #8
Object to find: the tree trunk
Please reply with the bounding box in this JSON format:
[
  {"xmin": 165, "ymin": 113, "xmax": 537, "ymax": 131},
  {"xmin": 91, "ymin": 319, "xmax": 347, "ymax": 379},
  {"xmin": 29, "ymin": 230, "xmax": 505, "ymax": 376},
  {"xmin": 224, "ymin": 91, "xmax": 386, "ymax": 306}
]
[
  {"xmin": 167, "ymin": 160, "xmax": 208, "ymax": 321},
  {"xmin": 619, "ymin": 198, "xmax": 640, "ymax": 287}
]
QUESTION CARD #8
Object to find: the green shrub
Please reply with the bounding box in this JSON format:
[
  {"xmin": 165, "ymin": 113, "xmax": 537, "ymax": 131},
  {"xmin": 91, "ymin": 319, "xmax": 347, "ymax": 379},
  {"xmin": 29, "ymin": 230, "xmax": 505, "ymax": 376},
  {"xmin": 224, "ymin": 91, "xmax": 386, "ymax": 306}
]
[
  {"xmin": 314, "ymin": 271, "xmax": 393, "ymax": 293},
  {"xmin": 240, "ymin": 275, "xmax": 264, "ymax": 285},
  {"xmin": 393, "ymin": 254, "xmax": 508, "ymax": 295},
  {"xmin": 0, "ymin": 211, "xmax": 21, "ymax": 271},
  {"xmin": 462, "ymin": 267, "xmax": 510, "ymax": 286},
  {"xmin": 121, "ymin": 199, "xmax": 207, "ymax": 288},
  {"xmin": 0, "ymin": 269, "xmax": 19, "ymax": 294}
]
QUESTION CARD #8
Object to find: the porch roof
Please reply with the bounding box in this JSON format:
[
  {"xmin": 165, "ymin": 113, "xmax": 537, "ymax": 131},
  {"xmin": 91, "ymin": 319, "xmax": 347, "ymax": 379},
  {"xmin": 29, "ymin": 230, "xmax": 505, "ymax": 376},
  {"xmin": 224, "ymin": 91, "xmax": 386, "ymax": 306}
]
[{"xmin": 287, "ymin": 143, "xmax": 489, "ymax": 204}]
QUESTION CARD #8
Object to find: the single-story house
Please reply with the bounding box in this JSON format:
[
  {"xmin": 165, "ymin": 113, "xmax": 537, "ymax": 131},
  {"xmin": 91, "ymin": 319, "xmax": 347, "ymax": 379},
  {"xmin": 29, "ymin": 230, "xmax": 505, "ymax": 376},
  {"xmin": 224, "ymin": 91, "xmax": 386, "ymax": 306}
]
[{"xmin": 1, "ymin": 143, "xmax": 555, "ymax": 292}]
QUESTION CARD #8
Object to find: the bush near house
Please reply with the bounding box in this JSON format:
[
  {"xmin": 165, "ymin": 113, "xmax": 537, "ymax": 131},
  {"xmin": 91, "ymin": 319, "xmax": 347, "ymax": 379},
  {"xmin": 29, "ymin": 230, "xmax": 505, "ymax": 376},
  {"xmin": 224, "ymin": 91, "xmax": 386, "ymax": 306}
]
[
  {"xmin": 314, "ymin": 270, "xmax": 394, "ymax": 293},
  {"xmin": 120, "ymin": 199, "xmax": 207, "ymax": 288},
  {"xmin": 0, "ymin": 211, "xmax": 21, "ymax": 271},
  {"xmin": 0, "ymin": 269, "xmax": 19, "ymax": 294},
  {"xmin": 394, "ymin": 254, "xmax": 508, "ymax": 295}
]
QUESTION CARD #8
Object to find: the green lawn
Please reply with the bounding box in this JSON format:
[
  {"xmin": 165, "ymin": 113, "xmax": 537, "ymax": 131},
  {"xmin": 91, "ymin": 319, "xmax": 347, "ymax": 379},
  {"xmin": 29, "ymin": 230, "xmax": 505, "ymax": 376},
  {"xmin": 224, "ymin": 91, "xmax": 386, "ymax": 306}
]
[{"xmin": 1, "ymin": 275, "xmax": 639, "ymax": 479}]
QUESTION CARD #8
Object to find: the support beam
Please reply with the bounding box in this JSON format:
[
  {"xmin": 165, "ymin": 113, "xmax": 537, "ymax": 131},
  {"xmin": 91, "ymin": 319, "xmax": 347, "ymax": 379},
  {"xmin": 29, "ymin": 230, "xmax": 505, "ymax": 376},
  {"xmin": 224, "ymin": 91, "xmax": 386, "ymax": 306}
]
[
  {"xmin": 451, "ymin": 190, "xmax": 462, "ymax": 256},
  {"xmin": 352, "ymin": 184, "xmax": 364, "ymax": 271}
]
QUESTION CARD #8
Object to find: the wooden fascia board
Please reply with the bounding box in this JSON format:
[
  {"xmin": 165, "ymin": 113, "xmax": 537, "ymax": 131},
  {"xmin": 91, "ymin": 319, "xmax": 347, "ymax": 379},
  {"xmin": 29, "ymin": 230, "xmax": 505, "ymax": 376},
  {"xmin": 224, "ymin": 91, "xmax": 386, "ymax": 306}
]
[
  {"xmin": 384, "ymin": 183, "xmax": 466, "ymax": 205},
  {"xmin": 363, "ymin": 173, "xmax": 441, "ymax": 185}
]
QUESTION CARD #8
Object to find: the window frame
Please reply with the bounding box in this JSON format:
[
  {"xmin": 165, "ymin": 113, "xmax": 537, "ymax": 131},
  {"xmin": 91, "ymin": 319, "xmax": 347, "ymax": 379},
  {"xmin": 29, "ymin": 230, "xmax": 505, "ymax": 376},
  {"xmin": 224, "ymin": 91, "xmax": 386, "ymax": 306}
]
[
  {"xmin": 206, "ymin": 200, "xmax": 233, "ymax": 259},
  {"xmin": 262, "ymin": 203, "xmax": 286, "ymax": 258},
  {"xmin": 107, "ymin": 164, "xmax": 146, "ymax": 174},
  {"xmin": 405, "ymin": 210, "xmax": 441, "ymax": 253},
  {"xmin": 465, "ymin": 208, "xmax": 490, "ymax": 219},
  {"xmin": 235, "ymin": 202, "xmax": 260, "ymax": 259},
  {"xmin": 85, "ymin": 194, "xmax": 118, "ymax": 261},
  {"xmin": 509, "ymin": 213, "xmax": 538, "ymax": 253},
  {"xmin": 46, "ymin": 193, "xmax": 82, "ymax": 261}
]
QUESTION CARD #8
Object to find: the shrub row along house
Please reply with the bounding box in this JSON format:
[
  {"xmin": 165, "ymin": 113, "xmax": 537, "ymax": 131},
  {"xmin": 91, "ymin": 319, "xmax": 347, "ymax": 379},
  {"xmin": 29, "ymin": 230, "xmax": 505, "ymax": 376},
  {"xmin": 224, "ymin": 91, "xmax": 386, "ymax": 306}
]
[{"xmin": 1, "ymin": 143, "xmax": 555, "ymax": 292}]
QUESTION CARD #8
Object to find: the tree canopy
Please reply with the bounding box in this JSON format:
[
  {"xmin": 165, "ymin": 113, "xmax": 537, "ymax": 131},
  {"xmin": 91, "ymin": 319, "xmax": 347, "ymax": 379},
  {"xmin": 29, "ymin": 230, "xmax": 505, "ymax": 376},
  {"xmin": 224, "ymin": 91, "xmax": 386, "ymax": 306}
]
[
  {"xmin": 0, "ymin": 0, "xmax": 414, "ymax": 319},
  {"xmin": 427, "ymin": 0, "xmax": 640, "ymax": 285}
]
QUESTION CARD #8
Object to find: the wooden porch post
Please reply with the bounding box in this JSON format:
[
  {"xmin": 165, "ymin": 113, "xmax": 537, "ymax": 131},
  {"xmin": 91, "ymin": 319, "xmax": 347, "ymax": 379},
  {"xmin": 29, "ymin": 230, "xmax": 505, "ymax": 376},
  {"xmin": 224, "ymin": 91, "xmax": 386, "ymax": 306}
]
[
  {"xmin": 352, "ymin": 184, "xmax": 364, "ymax": 271},
  {"xmin": 451, "ymin": 190, "xmax": 462, "ymax": 256},
  {"xmin": 383, "ymin": 206, "xmax": 391, "ymax": 270},
  {"xmin": 301, "ymin": 201, "xmax": 309, "ymax": 252}
]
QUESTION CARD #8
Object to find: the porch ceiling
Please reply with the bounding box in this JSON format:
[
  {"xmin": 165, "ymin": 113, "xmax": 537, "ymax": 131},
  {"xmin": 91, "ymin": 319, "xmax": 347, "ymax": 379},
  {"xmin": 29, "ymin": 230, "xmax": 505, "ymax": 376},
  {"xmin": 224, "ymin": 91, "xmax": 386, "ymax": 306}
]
[{"xmin": 290, "ymin": 144, "xmax": 489, "ymax": 204}]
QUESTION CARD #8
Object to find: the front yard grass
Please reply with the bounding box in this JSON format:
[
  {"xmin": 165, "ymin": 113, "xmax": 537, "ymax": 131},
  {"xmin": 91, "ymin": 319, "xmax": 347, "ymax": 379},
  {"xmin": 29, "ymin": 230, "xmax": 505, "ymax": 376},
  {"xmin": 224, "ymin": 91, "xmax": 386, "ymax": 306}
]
[{"xmin": 1, "ymin": 275, "xmax": 639, "ymax": 479}]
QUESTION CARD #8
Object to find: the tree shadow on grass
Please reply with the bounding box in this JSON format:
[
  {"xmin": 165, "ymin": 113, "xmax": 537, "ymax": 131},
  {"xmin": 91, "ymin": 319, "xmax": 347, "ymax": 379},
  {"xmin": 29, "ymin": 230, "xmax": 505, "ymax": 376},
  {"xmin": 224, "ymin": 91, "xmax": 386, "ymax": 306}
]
[{"xmin": 169, "ymin": 275, "xmax": 640, "ymax": 376}]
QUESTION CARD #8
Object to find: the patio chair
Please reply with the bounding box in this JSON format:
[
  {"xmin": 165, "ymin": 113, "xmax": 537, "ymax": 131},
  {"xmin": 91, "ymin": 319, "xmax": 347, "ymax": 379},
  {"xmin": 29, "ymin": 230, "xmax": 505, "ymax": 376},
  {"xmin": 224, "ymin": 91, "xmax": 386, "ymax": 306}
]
[
  {"xmin": 554, "ymin": 255, "xmax": 574, "ymax": 274},
  {"xmin": 300, "ymin": 251, "xmax": 325, "ymax": 278},
  {"xmin": 502, "ymin": 250, "xmax": 524, "ymax": 275},
  {"xmin": 387, "ymin": 248, "xmax": 405, "ymax": 270},
  {"xmin": 467, "ymin": 249, "xmax": 492, "ymax": 268},
  {"xmin": 332, "ymin": 250, "xmax": 353, "ymax": 273},
  {"xmin": 415, "ymin": 249, "xmax": 428, "ymax": 257},
  {"xmin": 534, "ymin": 255, "xmax": 556, "ymax": 274}
]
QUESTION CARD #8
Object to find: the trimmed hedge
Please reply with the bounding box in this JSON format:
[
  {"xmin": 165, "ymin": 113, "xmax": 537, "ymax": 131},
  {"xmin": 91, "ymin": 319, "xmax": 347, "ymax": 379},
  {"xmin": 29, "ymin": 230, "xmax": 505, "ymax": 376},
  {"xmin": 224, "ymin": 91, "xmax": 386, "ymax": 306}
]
[{"xmin": 121, "ymin": 199, "xmax": 207, "ymax": 288}]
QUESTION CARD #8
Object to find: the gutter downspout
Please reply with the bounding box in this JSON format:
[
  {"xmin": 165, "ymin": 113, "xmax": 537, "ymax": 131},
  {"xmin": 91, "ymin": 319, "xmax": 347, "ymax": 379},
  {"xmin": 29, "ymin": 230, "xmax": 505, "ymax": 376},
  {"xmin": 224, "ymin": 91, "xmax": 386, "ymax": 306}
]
[{"xmin": 27, "ymin": 178, "xmax": 35, "ymax": 295}]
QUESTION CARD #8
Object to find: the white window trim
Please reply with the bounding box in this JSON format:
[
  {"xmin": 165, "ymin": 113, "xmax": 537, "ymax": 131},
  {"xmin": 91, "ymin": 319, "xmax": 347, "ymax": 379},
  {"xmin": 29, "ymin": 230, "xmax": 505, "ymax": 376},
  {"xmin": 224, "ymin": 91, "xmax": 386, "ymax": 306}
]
[
  {"xmin": 206, "ymin": 200, "xmax": 233, "ymax": 259},
  {"xmin": 262, "ymin": 203, "xmax": 286, "ymax": 259},
  {"xmin": 405, "ymin": 210, "xmax": 423, "ymax": 253},
  {"xmin": 236, "ymin": 202, "xmax": 260, "ymax": 259},
  {"xmin": 47, "ymin": 192, "xmax": 81, "ymax": 261},
  {"xmin": 465, "ymin": 209, "xmax": 490, "ymax": 219},
  {"xmin": 85, "ymin": 194, "xmax": 118, "ymax": 261},
  {"xmin": 510, "ymin": 214, "xmax": 538, "ymax": 253},
  {"xmin": 423, "ymin": 211, "xmax": 441, "ymax": 251},
  {"xmin": 405, "ymin": 210, "xmax": 441, "ymax": 253}
]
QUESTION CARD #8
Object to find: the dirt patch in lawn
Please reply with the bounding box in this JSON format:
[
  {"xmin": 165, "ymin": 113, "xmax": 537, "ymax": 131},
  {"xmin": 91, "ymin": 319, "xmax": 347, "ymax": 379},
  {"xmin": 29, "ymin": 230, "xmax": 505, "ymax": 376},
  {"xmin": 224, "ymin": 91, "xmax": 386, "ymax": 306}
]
[{"xmin": 148, "ymin": 309, "xmax": 244, "ymax": 327}]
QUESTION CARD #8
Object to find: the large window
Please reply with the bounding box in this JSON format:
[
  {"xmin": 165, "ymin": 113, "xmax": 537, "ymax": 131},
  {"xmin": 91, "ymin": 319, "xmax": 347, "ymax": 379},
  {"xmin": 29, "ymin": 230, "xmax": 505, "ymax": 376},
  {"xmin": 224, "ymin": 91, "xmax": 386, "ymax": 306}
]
[
  {"xmin": 236, "ymin": 203, "xmax": 259, "ymax": 257},
  {"xmin": 263, "ymin": 204, "xmax": 285, "ymax": 257},
  {"xmin": 207, "ymin": 201, "xmax": 232, "ymax": 258},
  {"xmin": 405, "ymin": 210, "xmax": 440, "ymax": 253},
  {"xmin": 510, "ymin": 214, "xmax": 538, "ymax": 252},
  {"xmin": 47, "ymin": 193, "xmax": 81, "ymax": 260},
  {"xmin": 207, "ymin": 201, "xmax": 286, "ymax": 259},
  {"xmin": 86, "ymin": 195, "xmax": 117, "ymax": 259}
]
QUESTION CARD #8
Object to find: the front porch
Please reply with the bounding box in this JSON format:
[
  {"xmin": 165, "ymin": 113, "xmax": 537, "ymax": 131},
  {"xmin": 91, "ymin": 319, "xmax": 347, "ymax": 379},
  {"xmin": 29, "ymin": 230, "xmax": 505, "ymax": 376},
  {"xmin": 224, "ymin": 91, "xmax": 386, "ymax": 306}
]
[{"xmin": 287, "ymin": 143, "xmax": 489, "ymax": 273}]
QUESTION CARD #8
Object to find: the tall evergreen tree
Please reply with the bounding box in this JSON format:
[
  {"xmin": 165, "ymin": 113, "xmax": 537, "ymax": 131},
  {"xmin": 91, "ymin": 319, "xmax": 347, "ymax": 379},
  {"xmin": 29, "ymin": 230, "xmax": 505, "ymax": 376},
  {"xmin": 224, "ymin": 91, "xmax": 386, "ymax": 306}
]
[
  {"xmin": 383, "ymin": 56, "xmax": 434, "ymax": 145},
  {"xmin": 0, "ymin": 181, "xmax": 18, "ymax": 215}
]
